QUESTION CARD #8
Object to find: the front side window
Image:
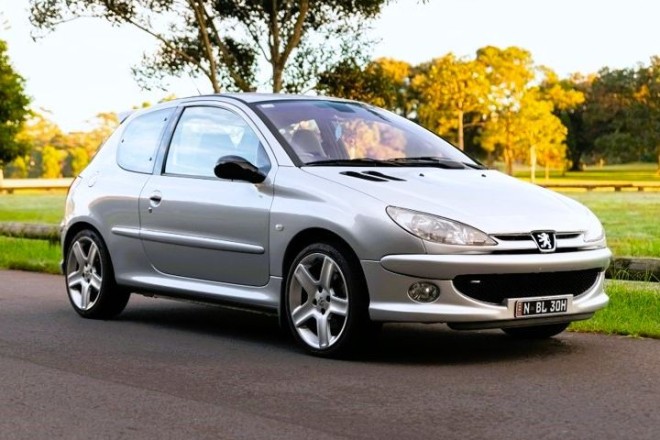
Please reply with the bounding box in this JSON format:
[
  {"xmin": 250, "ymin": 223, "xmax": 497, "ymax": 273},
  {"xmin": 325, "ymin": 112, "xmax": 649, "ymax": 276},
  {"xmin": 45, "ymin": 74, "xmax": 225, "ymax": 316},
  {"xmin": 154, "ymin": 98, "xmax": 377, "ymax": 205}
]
[
  {"xmin": 165, "ymin": 106, "xmax": 271, "ymax": 178},
  {"xmin": 255, "ymin": 100, "xmax": 480, "ymax": 168},
  {"xmin": 117, "ymin": 108, "xmax": 173, "ymax": 173}
]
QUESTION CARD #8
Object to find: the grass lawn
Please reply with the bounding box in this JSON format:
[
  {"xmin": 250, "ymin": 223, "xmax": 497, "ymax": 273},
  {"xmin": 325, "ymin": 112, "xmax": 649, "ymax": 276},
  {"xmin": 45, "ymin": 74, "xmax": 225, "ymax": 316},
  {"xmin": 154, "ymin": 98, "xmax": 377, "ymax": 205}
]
[
  {"xmin": 567, "ymin": 192, "xmax": 660, "ymax": 258},
  {"xmin": 570, "ymin": 280, "xmax": 660, "ymax": 338},
  {"xmin": 0, "ymin": 193, "xmax": 66, "ymax": 224},
  {"xmin": 0, "ymin": 237, "xmax": 61, "ymax": 274}
]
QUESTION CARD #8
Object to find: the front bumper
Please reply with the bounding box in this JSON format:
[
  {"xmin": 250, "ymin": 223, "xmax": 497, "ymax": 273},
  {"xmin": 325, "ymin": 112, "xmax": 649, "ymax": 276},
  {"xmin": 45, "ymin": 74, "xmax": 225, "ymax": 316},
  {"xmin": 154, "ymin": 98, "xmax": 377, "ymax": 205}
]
[{"xmin": 364, "ymin": 248, "xmax": 611, "ymax": 326}]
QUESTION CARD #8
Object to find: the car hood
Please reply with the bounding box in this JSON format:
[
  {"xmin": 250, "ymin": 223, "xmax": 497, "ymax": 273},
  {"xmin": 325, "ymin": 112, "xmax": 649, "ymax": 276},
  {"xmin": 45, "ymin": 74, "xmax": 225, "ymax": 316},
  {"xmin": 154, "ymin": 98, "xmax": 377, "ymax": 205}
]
[{"xmin": 302, "ymin": 167, "xmax": 592, "ymax": 234}]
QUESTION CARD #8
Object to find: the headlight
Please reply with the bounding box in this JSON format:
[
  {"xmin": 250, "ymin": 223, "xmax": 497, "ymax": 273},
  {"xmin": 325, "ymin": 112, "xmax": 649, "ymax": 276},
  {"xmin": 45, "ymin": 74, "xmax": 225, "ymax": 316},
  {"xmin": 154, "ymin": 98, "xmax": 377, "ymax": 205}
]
[
  {"xmin": 386, "ymin": 206, "xmax": 496, "ymax": 246},
  {"xmin": 584, "ymin": 215, "xmax": 605, "ymax": 243}
]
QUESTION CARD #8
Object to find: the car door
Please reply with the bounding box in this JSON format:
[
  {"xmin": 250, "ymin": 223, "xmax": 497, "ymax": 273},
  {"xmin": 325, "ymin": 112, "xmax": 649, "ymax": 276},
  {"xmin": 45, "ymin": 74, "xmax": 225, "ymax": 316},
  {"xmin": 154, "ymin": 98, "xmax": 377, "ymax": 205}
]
[{"xmin": 138, "ymin": 104, "xmax": 274, "ymax": 286}]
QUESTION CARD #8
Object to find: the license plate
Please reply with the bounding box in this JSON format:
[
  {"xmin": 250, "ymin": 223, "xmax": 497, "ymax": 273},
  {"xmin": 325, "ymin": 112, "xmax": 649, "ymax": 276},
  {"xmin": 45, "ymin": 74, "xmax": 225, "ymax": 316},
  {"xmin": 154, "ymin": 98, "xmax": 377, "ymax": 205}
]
[{"xmin": 514, "ymin": 296, "xmax": 570, "ymax": 318}]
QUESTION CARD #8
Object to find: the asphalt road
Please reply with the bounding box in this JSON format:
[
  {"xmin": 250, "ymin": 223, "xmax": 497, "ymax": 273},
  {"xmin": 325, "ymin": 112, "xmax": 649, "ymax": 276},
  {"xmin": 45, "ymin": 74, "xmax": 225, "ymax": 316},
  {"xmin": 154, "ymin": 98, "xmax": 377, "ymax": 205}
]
[{"xmin": 0, "ymin": 270, "xmax": 658, "ymax": 440}]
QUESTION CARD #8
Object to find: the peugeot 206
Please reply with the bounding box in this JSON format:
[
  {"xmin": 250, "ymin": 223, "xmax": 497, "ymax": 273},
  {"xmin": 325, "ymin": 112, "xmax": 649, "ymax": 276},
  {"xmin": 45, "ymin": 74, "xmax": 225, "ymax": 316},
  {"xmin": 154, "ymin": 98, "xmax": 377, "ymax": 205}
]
[{"xmin": 61, "ymin": 94, "xmax": 611, "ymax": 356}]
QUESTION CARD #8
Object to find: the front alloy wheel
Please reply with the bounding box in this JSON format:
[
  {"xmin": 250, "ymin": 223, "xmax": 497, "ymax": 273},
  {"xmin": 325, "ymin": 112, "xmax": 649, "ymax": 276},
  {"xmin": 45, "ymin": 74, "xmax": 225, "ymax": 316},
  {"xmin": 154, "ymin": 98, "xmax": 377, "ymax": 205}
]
[{"xmin": 285, "ymin": 243, "xmax": 370, "ymax": 356}]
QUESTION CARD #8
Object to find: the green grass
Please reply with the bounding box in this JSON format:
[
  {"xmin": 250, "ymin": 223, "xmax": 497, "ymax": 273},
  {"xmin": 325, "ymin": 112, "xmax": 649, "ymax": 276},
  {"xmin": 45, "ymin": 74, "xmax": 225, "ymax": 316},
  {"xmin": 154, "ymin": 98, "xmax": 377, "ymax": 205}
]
[
  {"xmin": 570, "ymin": 280, "xmax": 660, "ymax": 338},
  {"xmin": 567, "ymin": 192, "xmax": 660, "ymax": 258},
  {"xmin": 0, "ymin": 193, "xmax": 66, "ymax": 224},
  {"xmin": 0, "ymin": 236, "xmax": 61, "ymax": 274}
]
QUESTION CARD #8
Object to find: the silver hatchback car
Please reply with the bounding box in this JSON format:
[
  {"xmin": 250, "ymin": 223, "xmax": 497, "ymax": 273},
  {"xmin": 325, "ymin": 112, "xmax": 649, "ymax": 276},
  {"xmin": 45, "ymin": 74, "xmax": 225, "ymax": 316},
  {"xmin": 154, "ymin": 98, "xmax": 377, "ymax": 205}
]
[{"xmin": 62, "ymin": 93, "xmax": 611, "ymax": 356}]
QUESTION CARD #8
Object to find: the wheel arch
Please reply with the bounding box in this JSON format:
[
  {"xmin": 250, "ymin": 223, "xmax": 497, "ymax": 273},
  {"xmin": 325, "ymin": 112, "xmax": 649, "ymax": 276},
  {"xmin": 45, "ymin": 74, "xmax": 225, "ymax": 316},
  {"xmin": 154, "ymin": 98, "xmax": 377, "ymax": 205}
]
[
  {"xmin": 279, "ymin": 227, "xmax": 366, "ymax": 324},
  {"xmin": 62, "ymin": 221, "xmax": 105, "ymax": 258}
]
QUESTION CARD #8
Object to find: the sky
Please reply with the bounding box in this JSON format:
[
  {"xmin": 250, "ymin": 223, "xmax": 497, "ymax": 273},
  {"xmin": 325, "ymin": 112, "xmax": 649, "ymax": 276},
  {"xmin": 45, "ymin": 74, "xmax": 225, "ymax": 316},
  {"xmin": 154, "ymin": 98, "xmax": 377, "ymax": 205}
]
[{"xmin": 1, "ymin": 0, "xmax": 659, "ymax": 132}]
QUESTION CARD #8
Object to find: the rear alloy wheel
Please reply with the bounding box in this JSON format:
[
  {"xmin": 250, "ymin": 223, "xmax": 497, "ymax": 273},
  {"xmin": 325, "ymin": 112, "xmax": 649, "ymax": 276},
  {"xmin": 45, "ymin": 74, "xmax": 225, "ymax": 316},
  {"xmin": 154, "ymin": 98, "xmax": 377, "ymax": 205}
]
[
  {"xmin": 285, "ymin": 243, "xmax": 370, "ymax": 357},
  {"xmin": 65, "ymin": 230, "xmax": 130, "ymax": 319},
  {"xmin": 502, "ymin": 323, "xmax": 570, "ymax": 339}
]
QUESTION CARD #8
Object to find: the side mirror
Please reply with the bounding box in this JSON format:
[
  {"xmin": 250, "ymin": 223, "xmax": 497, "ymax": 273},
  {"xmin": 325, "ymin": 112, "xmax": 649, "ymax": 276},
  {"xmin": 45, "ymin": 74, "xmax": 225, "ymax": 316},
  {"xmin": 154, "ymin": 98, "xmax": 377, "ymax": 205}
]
[{"xmin": 214, "ymin": 155, "xmax": 266, "ymax": 183}]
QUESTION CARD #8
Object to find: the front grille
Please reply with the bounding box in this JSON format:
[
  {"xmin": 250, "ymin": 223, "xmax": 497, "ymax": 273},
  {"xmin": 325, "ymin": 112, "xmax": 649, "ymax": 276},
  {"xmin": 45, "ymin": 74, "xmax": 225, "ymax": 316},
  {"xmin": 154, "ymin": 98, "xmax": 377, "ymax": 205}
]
[
  {"xmin": 493, "ymin": 232, "xmax": 581, "ymax": 242},
  {"xmin": 490, "ymin": 247, "xmax": 581, "ymax": 255},
  {"xmin": 453, "ymin": 269, "xmax": 601, "ymax": 304}
]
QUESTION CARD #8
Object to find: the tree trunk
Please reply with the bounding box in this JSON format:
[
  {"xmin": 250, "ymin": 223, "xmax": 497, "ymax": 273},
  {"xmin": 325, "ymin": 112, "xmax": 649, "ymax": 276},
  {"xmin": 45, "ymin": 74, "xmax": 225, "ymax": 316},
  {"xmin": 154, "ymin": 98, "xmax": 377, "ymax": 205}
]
[
  {"xmin": 457, "ymin": 110, "xmax": 464, "ymax": 150},
  {"xmin": 505, "ymin": 148, "xmax": 514, "ymax": 176},
  {"xmin": 569, "ymin": 149, "xmax": 583, "ymax": 171},
  {"xmin": 505, "ymin": 124, "xmax": 513, "ymax": 175},
  {"xmin": 267, "ymin": 0, "xmax": 309, "ymax": 93},
  {"xmin": 190, "ymin": 0, "xmax": 221, "ymax": 93},
  {"xmin": 529, "ymin": 145, "xmax": 536, "ymax": 183},
  {"xmin": 272, "ymin": 64, "xmax": 283, "ymax": 93}
]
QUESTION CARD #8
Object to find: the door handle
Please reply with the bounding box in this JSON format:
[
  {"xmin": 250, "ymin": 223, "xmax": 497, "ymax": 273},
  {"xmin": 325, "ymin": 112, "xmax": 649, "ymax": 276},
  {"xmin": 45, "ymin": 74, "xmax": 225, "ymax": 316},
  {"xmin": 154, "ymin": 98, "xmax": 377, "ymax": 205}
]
[{"xmin": 148, "ymin": 191, "xmax": 162, "ymax": 210}]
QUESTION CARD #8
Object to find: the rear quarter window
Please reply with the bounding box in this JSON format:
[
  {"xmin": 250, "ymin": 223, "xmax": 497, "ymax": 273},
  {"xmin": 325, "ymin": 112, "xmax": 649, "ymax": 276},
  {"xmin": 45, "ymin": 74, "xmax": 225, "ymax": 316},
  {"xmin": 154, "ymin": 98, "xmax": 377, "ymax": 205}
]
[{"xmin": 117, "ymin": 108, "xmax": 174, "ymax": 173}]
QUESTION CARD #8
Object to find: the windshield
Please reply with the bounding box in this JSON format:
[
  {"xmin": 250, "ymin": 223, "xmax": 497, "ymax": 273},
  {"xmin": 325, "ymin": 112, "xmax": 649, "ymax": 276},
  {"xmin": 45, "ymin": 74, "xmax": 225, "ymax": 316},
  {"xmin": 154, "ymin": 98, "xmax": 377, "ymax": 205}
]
[{"xmin": 254, "ymin": 100, "xmax": 481, "ymax": 168}]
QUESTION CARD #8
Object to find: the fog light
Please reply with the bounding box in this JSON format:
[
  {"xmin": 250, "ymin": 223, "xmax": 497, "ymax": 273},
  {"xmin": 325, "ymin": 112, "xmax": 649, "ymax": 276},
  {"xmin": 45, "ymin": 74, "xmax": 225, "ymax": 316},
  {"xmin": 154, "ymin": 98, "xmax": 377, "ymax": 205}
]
[{"xmin": 407, "ymin": 282, "xmax": 440, "ymax": 303}]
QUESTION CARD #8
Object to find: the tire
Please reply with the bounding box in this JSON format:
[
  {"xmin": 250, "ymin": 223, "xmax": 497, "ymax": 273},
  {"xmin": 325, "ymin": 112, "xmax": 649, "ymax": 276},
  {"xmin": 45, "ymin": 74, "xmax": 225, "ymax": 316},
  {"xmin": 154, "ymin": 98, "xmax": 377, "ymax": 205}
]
[
  {"xmin": 64, "ymin": 229, "xmax": 130, "ymax": 319},
  {"xmin": 502, "ymin": 323, "xmax": 570, "ymax": 339},
  {"xmin": 284, "ymin": 242, "xmax": 372, "ymax": 357}
]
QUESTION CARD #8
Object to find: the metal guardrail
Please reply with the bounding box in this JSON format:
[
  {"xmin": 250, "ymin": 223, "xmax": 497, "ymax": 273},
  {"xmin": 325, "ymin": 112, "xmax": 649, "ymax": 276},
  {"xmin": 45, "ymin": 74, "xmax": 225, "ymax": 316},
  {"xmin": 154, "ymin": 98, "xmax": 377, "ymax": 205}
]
[{"xmin": 0, "ymin": 178, "xmax": 73, "ymax": 194}]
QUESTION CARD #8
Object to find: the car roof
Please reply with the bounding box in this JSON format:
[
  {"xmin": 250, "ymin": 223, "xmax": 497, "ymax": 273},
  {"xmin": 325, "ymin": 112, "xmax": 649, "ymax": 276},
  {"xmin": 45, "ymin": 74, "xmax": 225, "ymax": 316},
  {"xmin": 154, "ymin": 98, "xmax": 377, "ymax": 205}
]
[
  {"xmin": 121, "ymin": 93, "xmax": 358, "ymax": 124},
  {"xmin": 179, "ymin": 92, "xmax": 354, "ymax": 105}
]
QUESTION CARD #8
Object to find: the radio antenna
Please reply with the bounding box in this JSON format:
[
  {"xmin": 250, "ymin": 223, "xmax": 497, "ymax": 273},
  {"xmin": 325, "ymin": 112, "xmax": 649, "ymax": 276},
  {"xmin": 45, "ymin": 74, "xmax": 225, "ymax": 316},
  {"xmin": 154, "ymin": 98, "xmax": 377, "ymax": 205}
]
[{"xmin": 187, "ymin": 66, "xmax": 203, "ymax": 95}]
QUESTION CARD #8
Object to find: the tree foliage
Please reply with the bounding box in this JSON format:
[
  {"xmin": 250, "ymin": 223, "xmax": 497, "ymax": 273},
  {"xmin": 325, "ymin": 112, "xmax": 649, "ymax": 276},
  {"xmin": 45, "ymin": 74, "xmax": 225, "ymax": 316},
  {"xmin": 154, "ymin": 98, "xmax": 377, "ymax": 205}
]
[
  {"xmin": 317, "ymin": 57, "xmax": 412, "ymax": 115},
  {"xmin": 572, "ymin": 59, "xmax": 660, "ymax": 169},
  {"xmin": 7, "ymin": 111, "xmax": 119, "ymax": 178},
  {"xmin": 0, "ymin": 39, "xmax": 30, "ymax": 170},
  {"xmin": 412, "ymin": 54, "xmax": 488, "ymax": 150},
  {"xmin": 30, "ymin": 0, "xmax": 387, "ymax": 93},
  {"xmin": 322, "ymin": 46, "xmax": 576, "ymax": 174}
]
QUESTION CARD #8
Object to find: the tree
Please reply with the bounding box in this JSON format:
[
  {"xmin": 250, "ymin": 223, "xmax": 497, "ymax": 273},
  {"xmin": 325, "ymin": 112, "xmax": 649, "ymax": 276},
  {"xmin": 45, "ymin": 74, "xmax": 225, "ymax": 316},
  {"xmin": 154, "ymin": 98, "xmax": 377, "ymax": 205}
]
[
  {"xmin": 9, "ymin": 110, "xmax": 118, "ymax": 178},
  {"xmin": 13, "ymin": 111, "xmax": 65, "ymax": 178},
  {"xmin": 62, "ymin": 112, "xmax": 119, "ymax": 175},
  {"xmin": 519, "ymin": 92, "xmax": 568, "ymax": 182},
  {"xmin": 30, "ymin": 0, "xmax": 387, "ymax": 93},
  {"xmin": 412, "ymin": 54, "xmax": 488, "ymax": 150},
  {"xmin": 41, "ymin": 145, "xmax": 65, "ymax": 178},
  {"xmin": 0, "ymin": 39, "xmax": 30, "ymax": 178},
  {"xmin": 583, "ymin": 67, "xmax": 638, "ymax": 164},
  {"xmin": 579, "ymin": 60, "xmax": 660, "ymax": 169},
  {"xmin": 543, "ymin": 73, "xmax": 595, "ymax": 171},
  {"xmin": 628, "ymin": 57, "xmax": 660, "ymax": 171},
  {"xmin": 69, "ymin": 147, "xmax": 89, "ymax": 175},
  {"xmin": 317, "ymin": 57, "xmax": 413, "ymax": 115},
  {"xmin": 480, "ymin": 90, "xmax": 567, "ymax": 179},
  {"xmin": 538, "ymin": 69, "xmax": 585, "ymax": 171},
  {"xmin": 476, "ymin": 46, "xmax": 535, "ymax": 173}
]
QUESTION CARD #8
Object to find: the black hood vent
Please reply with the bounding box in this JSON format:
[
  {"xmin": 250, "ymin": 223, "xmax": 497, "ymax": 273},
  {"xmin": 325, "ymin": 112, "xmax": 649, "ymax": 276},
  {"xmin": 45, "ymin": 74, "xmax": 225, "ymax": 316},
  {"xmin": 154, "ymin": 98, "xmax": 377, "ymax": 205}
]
[
  {"xmin": 340, "ymin": 171, "xmax": 406, "ymax": 182},
  {"xmin": 363, "ymin": 171, "xmax": 405, "ymax": 181}
]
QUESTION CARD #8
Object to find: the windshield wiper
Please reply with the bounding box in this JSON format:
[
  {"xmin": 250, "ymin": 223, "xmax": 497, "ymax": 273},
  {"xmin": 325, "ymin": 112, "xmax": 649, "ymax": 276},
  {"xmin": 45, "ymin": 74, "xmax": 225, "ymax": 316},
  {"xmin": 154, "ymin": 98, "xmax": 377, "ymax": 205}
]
[
  {"xmin": 304, "ymin": 156, "xmax": 487, "ymax": 169},
  {"xmin": 386, "ymin": 157, "xmax": 466, "ymax": 169},
  {"xmin": 387, "ymin": 157, "xmax": 487, "ymax": 170},
  {"xmin": 462, "ymin": 161, "xmax": 487, "ymax": 170},
  {"xmin": 304, "ymin": 158, "xmax": 402, "ymax": 167}
]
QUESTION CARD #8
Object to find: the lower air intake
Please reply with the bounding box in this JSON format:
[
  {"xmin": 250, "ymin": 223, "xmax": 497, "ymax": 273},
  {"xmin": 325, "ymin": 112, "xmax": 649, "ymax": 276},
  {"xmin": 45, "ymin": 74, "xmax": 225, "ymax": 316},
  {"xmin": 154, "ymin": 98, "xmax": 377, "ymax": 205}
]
[{"xmin": 453, "ymin": 269, "xmax": 601, "ymax": 304}]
